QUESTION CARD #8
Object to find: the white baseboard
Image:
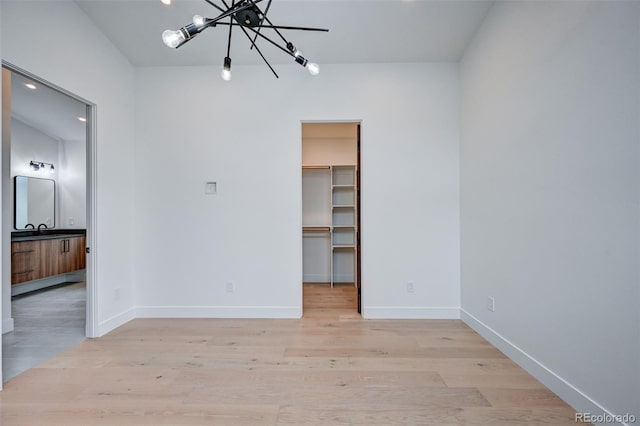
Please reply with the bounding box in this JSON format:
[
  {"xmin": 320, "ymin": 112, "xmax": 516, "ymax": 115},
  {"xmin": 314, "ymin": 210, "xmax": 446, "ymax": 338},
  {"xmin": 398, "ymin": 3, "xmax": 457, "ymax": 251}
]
[
  {"xmin": 136, "ymin": 306, "xmax": 302, "ymax": 319},
  {"xmin": 461, "ymin": 309, "xmax": 630, "ymax": 426},
  {"xmin": 2, "ymin": 317, "xmax": 14, "ymax": 334},
  {"xmin": 363, "ymin": 306, "xmax": 460, "ymax": 319},
  {"xmin": 97, "ymin": 307, "xmax": 136, "ymax": 336}
]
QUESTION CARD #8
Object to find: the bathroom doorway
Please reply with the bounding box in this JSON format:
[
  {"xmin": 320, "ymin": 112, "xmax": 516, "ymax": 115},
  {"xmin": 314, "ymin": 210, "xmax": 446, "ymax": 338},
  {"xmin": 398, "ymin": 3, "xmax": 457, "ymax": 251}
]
[
  {"xmin": 1, "ymin": 63, "xmax": 96, "ymax": 381},
  {"xmin": 301, "ymin": 122, "xmax": 361, "ymax": 316}
]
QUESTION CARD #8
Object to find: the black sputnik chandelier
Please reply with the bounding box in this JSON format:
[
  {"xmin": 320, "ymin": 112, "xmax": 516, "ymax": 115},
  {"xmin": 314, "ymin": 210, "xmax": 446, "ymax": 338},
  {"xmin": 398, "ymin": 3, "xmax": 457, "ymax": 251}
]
[{"xmin": 161, "ymin": 0, "xmax": 328, "ymax": 80}]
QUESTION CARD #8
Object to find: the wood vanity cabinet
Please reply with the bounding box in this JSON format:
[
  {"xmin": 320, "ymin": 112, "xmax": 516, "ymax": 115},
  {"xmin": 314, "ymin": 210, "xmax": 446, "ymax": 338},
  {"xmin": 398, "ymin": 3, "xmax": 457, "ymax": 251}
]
[
  {"xmin": 11, "ymin": 241, "xmax": 38, "ymax": 284},
  {"xmin": 11, "ymin": 236, "xmax": 86, "ymax": 285},
  {"xmin": 59, "ymin": 237, "xmax": 86, "ymax": 274}
]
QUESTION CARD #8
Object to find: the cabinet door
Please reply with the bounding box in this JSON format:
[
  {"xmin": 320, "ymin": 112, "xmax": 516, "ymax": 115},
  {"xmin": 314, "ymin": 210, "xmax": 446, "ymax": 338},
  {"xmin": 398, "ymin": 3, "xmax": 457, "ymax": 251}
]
[
  {"xmin": 64, "ymin": 237, "xmax": 86, "ymax": 273},
  {"xmin": 39, "ymin": 239, "xmax": 61, "ymax": 278},
  {"xmin": 11, "ymin": 241, "xmax": 39, "ymax": 284}
]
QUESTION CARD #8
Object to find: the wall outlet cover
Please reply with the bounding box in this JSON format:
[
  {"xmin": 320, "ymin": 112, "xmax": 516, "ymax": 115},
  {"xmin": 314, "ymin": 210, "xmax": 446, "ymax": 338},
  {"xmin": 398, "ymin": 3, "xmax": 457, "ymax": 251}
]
[{"xmin": 487, "ymin": 296, "xmax": 495, "ymax": 312}]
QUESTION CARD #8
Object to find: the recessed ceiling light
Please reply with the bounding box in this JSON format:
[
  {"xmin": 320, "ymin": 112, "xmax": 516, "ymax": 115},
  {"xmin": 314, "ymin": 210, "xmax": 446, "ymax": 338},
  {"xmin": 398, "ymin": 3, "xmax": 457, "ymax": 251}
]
[
  {"xmin": 77, "ymin": 117, "xmax": 87, "ymax": 122},
  {"xmin": 160, "ymin": 0, "xmax": 171, "ymax": 5},
  {"xmin": 24, "ymin": 83, "xmax": 37, "ymax": 90}
]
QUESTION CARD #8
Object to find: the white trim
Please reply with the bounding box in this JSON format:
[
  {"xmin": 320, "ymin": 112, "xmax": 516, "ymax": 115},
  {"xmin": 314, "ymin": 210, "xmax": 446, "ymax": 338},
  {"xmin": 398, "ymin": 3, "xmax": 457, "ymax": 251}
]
[
  {"xmin": 2, "ymin": 317, "xmax": 14, "ymax": 334},
  {"xmin": 85, "ymin": 103, "xmax": 98, "ymax": 338},
  {"xmin": 460, "ymin": 309, "xmax": 630, "ymax": 426},
  {"xmin": 97, "ymin": 307, "xmax": 135, "ymax": 337},
  {"xmin": 363, "ymin": 306, "xmax": 460, "ymax": 319},
  {"xmin": 136, "ymin": 306, "xmax": 302, "ymax": 319},
  {"xmin": 1, "ymin": 62, "xmax": 99, "ymax": 339}
]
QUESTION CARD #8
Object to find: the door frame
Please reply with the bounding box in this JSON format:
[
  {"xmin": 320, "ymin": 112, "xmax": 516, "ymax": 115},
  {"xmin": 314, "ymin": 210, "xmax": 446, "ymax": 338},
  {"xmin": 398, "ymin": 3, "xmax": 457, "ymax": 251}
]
[
  {"xmin": 1, "ymin": 61, "xmax": 98, "ymax": 340},
  {"xmin": 300, "ymin": 119, "xmax": 363, "ymax": 314}
]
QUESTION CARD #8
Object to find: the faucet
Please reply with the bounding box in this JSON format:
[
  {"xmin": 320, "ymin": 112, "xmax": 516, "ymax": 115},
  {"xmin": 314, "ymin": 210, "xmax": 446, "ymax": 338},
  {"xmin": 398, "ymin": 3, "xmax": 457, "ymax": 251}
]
[
  {"xmin": 25, "ymin": 223, "xmax": 35, "ymax": 229},
  {"xmin": 37, "ymin": 223, "xmax": 48, "ymax": 232}
]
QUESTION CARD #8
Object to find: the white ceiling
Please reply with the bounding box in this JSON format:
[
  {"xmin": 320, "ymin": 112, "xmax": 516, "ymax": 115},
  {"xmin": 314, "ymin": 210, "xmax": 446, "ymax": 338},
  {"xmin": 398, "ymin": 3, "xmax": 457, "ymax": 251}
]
[
  {"xmin": 9, "ymin": 1, "xmax": 492, "ymax": 140},
  {"xmin": 10, "ymin": 72, "xmax": 87, "ymax": 142},
  {"xmin": 75, "ymin": 0, "xmax": 494, "ymax": 67}
]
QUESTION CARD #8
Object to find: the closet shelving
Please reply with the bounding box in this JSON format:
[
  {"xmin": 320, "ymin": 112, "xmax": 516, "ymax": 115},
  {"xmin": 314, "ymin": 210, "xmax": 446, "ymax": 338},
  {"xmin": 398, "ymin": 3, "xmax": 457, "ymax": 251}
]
[{"xmin": 302, "ymin": 165, "xmax": 357, "ymax": 287}]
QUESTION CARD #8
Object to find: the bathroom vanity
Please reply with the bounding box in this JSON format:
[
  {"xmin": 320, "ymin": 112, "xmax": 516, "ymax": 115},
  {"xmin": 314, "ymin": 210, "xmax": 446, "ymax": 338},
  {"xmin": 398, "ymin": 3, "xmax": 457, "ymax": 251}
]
[
  {"xmin": 11, "ymin": 175, "xmax": 86, "ymax": 295},
  {"xmin": 11, "ymin": 230, "xmax": 86, "ymax": 295}
]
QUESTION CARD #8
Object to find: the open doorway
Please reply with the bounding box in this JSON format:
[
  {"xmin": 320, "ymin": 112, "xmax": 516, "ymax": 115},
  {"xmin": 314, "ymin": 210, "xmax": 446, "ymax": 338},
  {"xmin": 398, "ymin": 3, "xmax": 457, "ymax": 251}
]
[
  {"xmin": 1, "ymin": 65, "xmax": 94, "ymax": 381},
  {"xmin": 301, "ymin": 122, "xmax": 361, "ymax": 316}
]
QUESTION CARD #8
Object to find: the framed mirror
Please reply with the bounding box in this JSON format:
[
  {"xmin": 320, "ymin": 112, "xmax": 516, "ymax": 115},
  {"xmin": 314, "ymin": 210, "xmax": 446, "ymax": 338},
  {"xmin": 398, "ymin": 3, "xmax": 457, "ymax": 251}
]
[{"xmin": 14, "ymin": 175, "xmax": 55, "ymax": 230}]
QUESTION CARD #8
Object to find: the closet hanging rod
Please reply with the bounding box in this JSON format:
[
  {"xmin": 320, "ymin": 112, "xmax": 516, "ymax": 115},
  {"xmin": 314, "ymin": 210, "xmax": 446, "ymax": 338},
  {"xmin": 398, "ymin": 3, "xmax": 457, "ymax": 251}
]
[
  {"xmin": 302, "ymin": 165, "xmax": 330, "ymax": 170},
  {"xmin": 303, "ymin": 226, "xmax": 331, "ymax": 232}
]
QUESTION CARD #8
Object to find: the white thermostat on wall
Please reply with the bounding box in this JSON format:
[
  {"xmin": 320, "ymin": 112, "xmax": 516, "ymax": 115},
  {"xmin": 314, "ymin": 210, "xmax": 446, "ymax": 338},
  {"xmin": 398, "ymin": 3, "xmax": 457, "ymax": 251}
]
[{"xmin": 205, "ymin": 181, "xmax": 217, "ymax": 195}]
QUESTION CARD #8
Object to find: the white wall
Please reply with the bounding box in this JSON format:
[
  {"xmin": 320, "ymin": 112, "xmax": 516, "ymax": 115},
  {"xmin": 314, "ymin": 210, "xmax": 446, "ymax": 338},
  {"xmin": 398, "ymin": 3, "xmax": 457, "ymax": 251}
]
[
  {"xmin": 134, "ymin": 63, "xmax": 460, "ymax": 319},
  {"xmin": 1, "ymin": 0, "xmax": 136, "ymax": 335},
  {"xmin": 460, "ymin": 1, "xmax": 640, "ymax": 421},
  {"xmin": 58, "ymin": 139, "xmax": 87, "ymax": 229}
]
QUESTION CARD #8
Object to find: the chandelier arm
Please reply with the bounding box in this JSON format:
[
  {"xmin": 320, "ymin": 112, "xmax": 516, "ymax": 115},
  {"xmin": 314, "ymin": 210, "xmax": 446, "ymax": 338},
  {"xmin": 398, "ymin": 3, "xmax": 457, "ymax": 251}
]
[
  {"xmin": 226, "ymin": 0, "xmax": 235, "ymax": 58},
  {"xmin": 243, "ymin": 0, "xmax": 289, "ymax": 45},
  {"xmin": 250, "ymin": 0, "xmax": 272, "ymax": 50},
  {"xmin": 235, "ymin": 22, "xmax": 279, "ymax": 78},
  {"xmin": 216, "ymin": 0, "xmax": 280, "ymax": 77},
  {"xmin": 206, "ymin": 0, "xmax": 261, "ymax": 28},
  {"xmin": 256, "ymin": 24, "xmax": 328, "ymax": 32},
  {"xmin": 216, "ymin": 22, "xmax": 328, "ymax": 32},
  {"xmin": 217, "ymin": 22, "xmax": 295, "ymax": 59}
]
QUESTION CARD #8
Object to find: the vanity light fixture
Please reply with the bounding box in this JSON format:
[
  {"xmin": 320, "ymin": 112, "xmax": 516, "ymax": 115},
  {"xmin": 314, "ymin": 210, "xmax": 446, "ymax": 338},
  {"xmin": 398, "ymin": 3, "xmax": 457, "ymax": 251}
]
[
  {"xmin": 29, "ymin": 161, "xmax": 55, "ymax": 174},
  {"xmin": 161, "ymin": 0, "xmax": 327, "ymax": 80}
]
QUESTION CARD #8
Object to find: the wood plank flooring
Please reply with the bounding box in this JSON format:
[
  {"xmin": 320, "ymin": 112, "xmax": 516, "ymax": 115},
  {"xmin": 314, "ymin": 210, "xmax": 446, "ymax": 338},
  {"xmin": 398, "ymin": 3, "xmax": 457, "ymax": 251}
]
[
  {"xmin": 303, "ymin": 283, "xmax": 357, "ymax": 310},
  {"xmin": 0, "ymin": 309, "xmax": 582, "ymax": 425}
]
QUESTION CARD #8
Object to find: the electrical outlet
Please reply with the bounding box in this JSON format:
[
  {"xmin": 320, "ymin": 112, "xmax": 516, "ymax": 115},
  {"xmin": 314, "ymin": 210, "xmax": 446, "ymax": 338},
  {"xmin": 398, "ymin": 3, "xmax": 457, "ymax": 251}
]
[
  {"xmin": 68, "ymin": 218, "xmax": 75, "ymax": 226},
  {"xmin": 406, "ymin": 282, "xmax": 415, "ymax": 293},
  {"xmin": 487, "ymin": 296, "xmax": 495, "ymax": 312},
  {"xmin": 226, "ymin": 281, "xmax": 234, "ymax": 293}
]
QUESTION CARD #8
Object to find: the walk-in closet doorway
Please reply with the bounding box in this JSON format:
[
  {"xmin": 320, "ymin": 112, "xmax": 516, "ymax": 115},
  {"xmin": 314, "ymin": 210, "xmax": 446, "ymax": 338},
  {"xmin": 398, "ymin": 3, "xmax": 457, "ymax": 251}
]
[{"xmin": 301, "ymin": 122, "xmax": 361, "ymax": 315}]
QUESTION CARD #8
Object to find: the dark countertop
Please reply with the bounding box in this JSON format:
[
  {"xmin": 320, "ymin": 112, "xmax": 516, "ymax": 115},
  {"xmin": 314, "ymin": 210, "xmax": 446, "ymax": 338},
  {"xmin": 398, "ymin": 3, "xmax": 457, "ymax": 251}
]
[{"xmin": 11, "ymin": 229, "xmax": 86, "ymax": 242}]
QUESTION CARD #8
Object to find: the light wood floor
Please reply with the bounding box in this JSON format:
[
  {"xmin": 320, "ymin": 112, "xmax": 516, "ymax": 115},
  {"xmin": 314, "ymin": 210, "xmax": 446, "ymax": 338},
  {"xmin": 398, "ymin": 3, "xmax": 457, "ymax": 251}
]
[
  {"xmin": 303, "ymin": 283, "xmax": 357, "ymax": 310},
  {"xmin": 0, "ymin": 308, "xmax": 581, "ymax": 425}
]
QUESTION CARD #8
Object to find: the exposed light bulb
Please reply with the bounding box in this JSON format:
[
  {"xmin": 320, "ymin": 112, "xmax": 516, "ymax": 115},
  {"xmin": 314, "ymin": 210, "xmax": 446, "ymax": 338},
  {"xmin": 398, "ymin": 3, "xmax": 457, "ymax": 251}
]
[
  {"xmin": 77, "ymin": 117, "xmax": 87, "ymax": 122},
  {"xmin": 161, "ymin": 0, "xmax": 171, "ymax": 5},
  {"xmin": 193, "ymin": 15, "xmax": 205, "ymax": 28},
  {"xmin": 25, "ymin": 83, "xmax": 37, "ymax": 90},
  {"xmin": 221, "ymin": 57, "xmax": 232, "ymax": 81},
  {"xmin": 307, "ymin": 62, "xmax": 320, "ymax": 76},
  {"xmin": 162, "ymin": 29, "xmax": 184, "ymax": 48}
]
